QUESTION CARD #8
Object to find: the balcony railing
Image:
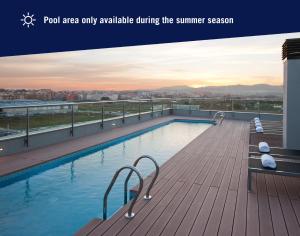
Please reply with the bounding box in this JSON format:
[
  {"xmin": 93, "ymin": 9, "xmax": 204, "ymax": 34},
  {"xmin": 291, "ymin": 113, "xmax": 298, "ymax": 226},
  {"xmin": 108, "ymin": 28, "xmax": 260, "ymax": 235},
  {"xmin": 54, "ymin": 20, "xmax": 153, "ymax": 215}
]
[{"xmin": 0, "ymin": 98, "xmax": 282, "ymax": 143}]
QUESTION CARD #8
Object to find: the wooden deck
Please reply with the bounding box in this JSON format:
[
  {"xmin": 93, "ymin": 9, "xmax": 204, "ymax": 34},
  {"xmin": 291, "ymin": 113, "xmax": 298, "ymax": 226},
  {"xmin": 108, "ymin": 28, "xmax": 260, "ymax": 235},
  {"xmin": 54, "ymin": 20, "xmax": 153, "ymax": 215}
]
[{"xmin": 78, "ymin": 120, "xmax": 300, "ymax": 236}]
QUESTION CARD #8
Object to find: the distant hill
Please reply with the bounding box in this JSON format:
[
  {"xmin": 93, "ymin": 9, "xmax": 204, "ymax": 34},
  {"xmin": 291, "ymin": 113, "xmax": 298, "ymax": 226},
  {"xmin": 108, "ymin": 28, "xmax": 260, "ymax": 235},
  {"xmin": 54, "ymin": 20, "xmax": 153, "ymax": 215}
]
[
  {"xmin": 156, "ymin": 85, "xmax": 194, "ymax": 92},
  {"xmin": 155, "ymin": 84, "xmax": 283, "ymax": 97}
]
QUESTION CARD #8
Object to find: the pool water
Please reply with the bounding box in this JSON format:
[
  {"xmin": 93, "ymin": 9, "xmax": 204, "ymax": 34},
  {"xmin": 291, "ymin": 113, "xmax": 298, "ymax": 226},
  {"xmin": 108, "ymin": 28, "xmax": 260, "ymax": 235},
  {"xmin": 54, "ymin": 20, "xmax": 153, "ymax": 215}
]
[{"xmin": 0, "ymin": 120, "xmax": 211, "ymax": 236}]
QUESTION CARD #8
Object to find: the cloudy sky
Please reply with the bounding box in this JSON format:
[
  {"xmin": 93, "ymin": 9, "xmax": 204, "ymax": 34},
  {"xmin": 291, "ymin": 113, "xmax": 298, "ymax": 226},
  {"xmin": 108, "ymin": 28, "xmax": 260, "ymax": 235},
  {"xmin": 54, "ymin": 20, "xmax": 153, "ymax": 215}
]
[{"xmin": 0, "ymin": 32, "xmax": 300, "ymax": 91}]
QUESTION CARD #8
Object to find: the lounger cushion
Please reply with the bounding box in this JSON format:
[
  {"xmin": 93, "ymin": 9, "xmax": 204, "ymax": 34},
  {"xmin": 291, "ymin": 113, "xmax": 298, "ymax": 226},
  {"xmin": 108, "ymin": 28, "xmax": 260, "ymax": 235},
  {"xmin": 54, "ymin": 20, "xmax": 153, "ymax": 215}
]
[
  {"xmin": 256, "ymin": 126, "xmax": 263, "ymax": 133},
  {"xmin": 261, "ymin": 154, "xmax": 276, "ymax": 169},
  {"xmin": 259, "ymin": 142, "xmax": 270, "ymax": 153}
]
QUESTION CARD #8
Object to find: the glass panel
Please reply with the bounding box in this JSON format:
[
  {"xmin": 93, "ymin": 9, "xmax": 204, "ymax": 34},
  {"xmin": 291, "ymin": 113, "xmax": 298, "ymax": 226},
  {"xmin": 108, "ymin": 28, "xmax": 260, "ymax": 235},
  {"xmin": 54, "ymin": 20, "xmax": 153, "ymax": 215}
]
[
  {"xmin": 259, "ymin": 100, "xmax": 283, "ymax": 114},
  {"xmin": 206, "ymin": 99, "xmax": 232, "ymax": 111},
  {"xmin": 28, "ymin": 105, "xmax": 72, "ymax": 133},
  {"xmin": 152, "ymin": 100, "xmax": 164, "ymax": 112},
  {"xmin": 172, "ymin": 99, "xmax": 191, "ymax": 110},
  {"xmin": 0, "ymin": 107, "xmax": 26, "ymax": 138},
  {"xmin": 162, "ymin": 100, "xmax": 171, "ymax": 109},
  {"xmin": 178, "ymin": 98, "xmax": 231, "ymax": 111},
  {"xmin": 124, "ymin": 101, "xmax": 140, "ymax": 116},
  {"xmin": 74, "ymin": 103, "xmax": 101, "ymax": 125},
  {"xmin": 103, "ymin": 102, "xmax": 124, "ymax": 120},
  {"xmin": 232, "ymin": 100, "xmax": 258, "ymax": 112},
  {"xmin": 140, "ymin": 101, "xmax": 152, "ymax": 114}
]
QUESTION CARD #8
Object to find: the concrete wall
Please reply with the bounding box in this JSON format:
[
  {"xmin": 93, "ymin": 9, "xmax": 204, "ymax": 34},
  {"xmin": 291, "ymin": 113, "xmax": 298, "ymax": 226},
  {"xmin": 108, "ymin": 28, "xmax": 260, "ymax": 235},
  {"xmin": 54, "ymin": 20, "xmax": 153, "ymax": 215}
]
[{"xmin": 283, "ymin": 59, "xmax": 300, "ymax": 150}]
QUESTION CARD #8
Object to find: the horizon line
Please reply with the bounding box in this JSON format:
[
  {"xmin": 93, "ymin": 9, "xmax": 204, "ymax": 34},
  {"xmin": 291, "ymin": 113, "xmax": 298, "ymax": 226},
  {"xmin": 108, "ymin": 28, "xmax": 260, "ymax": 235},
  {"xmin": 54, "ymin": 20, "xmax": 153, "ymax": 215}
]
[{"xmin": 0, "ymin": 83, "xmax": 283, "ymax": 92}]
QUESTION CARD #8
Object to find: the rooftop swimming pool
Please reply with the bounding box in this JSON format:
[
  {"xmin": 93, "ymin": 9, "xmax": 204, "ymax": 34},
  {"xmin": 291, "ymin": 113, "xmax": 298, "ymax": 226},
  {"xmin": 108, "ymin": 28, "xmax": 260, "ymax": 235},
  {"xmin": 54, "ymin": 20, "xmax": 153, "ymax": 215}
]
[{"xmin": 0, "ymin": 119, "xmax": 212, "ymax": 236}]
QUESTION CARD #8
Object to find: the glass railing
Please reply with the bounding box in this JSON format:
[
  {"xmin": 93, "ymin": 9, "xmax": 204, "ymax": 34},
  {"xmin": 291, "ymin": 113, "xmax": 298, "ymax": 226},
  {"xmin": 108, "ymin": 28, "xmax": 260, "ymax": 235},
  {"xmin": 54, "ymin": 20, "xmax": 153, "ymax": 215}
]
[
  {"xmin": 172, "ymin": 98, "xmax": 283, "ymax": 114},
  {"xmin": 0, "ymin": 99, "xmax": 172, "ymax": 142},
  {"xmin": 0, "ymin": 98, "xmax": 282, "ymax": 142}
]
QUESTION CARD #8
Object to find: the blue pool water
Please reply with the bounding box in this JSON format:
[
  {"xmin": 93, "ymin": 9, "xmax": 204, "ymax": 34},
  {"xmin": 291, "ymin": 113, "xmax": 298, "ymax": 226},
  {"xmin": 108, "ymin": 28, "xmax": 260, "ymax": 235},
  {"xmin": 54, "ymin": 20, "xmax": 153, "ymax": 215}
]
[{"xmin": 0, "ymin": 120, "xmax": 212, "ymax": 236}]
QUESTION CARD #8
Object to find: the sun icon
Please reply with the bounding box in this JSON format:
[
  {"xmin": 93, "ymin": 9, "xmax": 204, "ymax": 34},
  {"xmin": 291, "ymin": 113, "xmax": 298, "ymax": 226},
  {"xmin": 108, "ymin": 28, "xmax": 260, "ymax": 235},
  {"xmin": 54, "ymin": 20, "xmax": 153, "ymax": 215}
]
[{"xmin": 21, "ymin": 12, "xmax": 36, "ymax": 28}]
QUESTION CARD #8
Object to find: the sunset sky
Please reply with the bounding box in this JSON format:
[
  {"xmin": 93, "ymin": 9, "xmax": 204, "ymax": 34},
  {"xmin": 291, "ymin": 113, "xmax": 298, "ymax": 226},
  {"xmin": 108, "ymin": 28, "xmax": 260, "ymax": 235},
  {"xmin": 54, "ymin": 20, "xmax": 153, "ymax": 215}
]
[{"xmin": 1, "ymin": 32, "xmax": 300, "ymax": 91}]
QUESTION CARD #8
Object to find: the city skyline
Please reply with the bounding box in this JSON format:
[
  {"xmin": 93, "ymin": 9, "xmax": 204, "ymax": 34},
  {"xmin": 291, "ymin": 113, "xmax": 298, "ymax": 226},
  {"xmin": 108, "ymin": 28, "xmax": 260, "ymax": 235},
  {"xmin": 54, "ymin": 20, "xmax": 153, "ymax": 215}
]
[{"xmin": 0, "ymin": 32, "xmax": 300, "ymax": 91}]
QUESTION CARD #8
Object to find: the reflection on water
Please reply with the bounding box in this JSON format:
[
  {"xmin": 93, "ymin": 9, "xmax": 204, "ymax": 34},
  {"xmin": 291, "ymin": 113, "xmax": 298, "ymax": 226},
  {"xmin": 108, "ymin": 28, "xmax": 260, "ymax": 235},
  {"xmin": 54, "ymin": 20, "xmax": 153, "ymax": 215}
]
[
  {"xmin": 70, "ymin": 161, "xmax": 75, "ymax": 182},
  {"xmin": 100, "ymin": 150, "xmax": 105, "ymax": 165},
  {"xmin": 122, "ymin": 142, "xmax": 126, "ymax": 157},
  {"xmin": 24, "ymin": 179, "xmax": 31, "ymax": 202}
]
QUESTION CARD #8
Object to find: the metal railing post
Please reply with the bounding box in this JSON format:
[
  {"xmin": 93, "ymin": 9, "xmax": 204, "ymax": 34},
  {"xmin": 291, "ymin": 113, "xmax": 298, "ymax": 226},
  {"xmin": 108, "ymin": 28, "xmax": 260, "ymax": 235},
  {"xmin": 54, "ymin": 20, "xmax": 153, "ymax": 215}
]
[
  {"xmin": 231, "ymin": 99, "xmax": 234, "ymax": 111},
  {"xmin": 161, "ymin": 104, "xmax": 164, "ymax": 116},
  {"xmin": 100, "ymin": 104, "xmax": 104, "ymax": 128},
  {"xmin": 122, "ymin": 102, "xmax": 125, "ymax": 123},
  {"xmin": 258, "ymin": 101, "xmax": 261, "ymax": 118},
  {"xmin": 138, "ymin": 101, "xmax": 141, "ymax": 120},
  {"xmin": 151, "ymin": 101, "xmax": 154, "ymax": 118},
  {"xmin": 70, "ymin": 105, "xmax": 74, "ymax": 136},
  {"xmin": 24, "ymin": 107, "xmax": 29, "ymax": 147}
]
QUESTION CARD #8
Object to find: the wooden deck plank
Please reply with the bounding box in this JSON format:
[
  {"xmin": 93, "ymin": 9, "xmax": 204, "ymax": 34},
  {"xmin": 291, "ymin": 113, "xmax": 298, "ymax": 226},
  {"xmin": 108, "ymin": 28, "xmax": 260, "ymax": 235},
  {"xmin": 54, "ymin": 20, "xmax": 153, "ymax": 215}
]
[
  {"xmin": 203, "ymin": 124, "xmax": 246, "ymax": 236},
  {"xmin": 274, "ymin": 176, "xmax": 300, "ymax": 236},
  {"xmin": 266, "ymin": 175, "xmax": 289, "ymax": 236},
  {"xmin": 232, "ymin": 159, "xmax": 248, "ymax": 236},
  {"xmin": 74, "ymin": 219, "xmax": 102, "ymax": 236},
  {"xmin": 257, "ymin": 174, "xmax": 274, "ymax": 236},
  {"xmin": 291, "ymin": 200, "xmax": 300, "ymax": 224},
  {"xmin": 247, "ymin": 173, "xmax": 260, "ymax": 236},
  {"xmin": 189, "ymin": 187, "xmax": 219, "ymax": 236},
  {"xmin": 283, "ymin": 177, "xmax": 300, "ymax": 200},
  {"xmin": 160, "ymin": 183, "xmax": 201, "ymax": 236},
  {"xmin": 128, "ymin": 181, "xmax": 185, "ymax": 236},
  {"xmin": 268, "ymin": 196, "xmax": 289, "ymax": 236},
  {"xmin": 147, "ymin": 184, "xmax": 201, "ymax": 236},
  {"xmin": 134, "ymin": 181, "xmax": 195, "ymax": 236},
  {"xmin": 175, "ymin": 134, "xmax": 231, "ymax": 235},
  {"xmin": 99, "ymin": 179, "xmax": 181, "ymax": 236},
  {"xmin": 218, "ymin": 190, "xmax": 238, "ymax": 236},
  {"xmin": 162, "ymin": 133, "xmax": 230, "ymax": 236},
  {"xmin": 203, "ymin": 158, "xmax": 236, "ymax": 236},
  {"xmin": 265, "ymin": 175, "xmax": 278, "ymax": 197}
]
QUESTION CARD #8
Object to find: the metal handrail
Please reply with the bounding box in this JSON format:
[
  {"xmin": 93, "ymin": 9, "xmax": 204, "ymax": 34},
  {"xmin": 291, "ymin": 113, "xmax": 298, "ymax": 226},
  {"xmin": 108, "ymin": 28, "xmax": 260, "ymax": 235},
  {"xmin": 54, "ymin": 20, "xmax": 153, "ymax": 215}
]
[
  {"xmin": 0, "ymin": 98, "xmax": 172, "ymax": 109},
  {"xmin": 103, "ymin": 165, "xmax": 143, "ymax": 220},
  {"xmin": 0, "ymin": 97, "xmax": 282, "ymax": 110},
  {"xmin": 213, "ymin": 111, "xmax": 225, "ymax": 125},
  {"xmin": 124, "ymin": 155, "xmax": 159, "ymax": 204}
]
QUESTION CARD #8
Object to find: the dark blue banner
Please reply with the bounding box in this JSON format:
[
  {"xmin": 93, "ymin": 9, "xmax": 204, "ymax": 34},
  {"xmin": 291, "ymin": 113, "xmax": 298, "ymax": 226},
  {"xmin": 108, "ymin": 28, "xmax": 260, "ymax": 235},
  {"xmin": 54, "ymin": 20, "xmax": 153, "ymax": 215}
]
[{"xmin": 1, "ymin": 1, "xmax": 299, "ymax": 57}]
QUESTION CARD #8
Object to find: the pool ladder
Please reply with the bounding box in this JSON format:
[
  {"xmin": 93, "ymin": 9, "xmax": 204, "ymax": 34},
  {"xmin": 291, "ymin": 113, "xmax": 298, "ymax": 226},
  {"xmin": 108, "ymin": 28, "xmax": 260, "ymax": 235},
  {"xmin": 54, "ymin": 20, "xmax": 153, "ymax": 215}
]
[
  {"xmin": 213, "ymin": 111, "xmax": 225, "ymax": 125},
  {"xmin": 102, "ymin": 155, "xmax": 159, "ymax": 220}
]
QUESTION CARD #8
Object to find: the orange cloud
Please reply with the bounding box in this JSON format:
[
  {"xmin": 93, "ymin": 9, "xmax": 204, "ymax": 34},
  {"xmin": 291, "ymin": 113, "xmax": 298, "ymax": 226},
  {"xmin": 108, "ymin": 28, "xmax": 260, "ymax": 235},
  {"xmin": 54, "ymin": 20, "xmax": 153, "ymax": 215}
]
[{"xmin": 0, "ymin": 32, "xmax": 298, "ymax": 91}]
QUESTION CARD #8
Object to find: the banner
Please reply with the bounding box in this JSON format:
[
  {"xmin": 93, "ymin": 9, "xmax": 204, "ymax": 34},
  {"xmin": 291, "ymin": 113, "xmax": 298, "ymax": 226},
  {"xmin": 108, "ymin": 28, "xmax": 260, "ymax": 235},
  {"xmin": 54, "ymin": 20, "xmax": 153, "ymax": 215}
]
[{"xmin": 1, "ymin": 1, "xmax": 299, "ymax": 56}]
